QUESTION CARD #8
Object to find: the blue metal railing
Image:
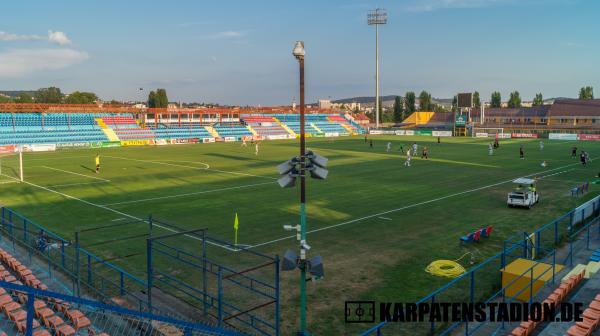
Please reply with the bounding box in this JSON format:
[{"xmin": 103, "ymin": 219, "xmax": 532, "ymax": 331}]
[{"xmin": 360, "ymin": 195, "xmax": 600, "ymax": 335}]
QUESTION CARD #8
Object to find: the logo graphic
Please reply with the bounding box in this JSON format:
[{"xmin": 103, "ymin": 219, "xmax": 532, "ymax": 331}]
[{"xmin": 345, "ymin": 301, "xmax": 375, "ymax": 323}]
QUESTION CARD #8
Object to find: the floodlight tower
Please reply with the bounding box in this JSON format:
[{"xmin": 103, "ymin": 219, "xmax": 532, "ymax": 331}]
[{"xmin": 368, "ymin": 8, "xmax": 387, "ymax": 129}]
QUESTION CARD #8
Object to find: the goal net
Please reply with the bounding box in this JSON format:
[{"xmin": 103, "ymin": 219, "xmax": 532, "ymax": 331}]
[
  {"xmin": 0, "ymin": 146, "xmax": 23, "ymax": 183},
  {"xmin": 472, "ymin": 127, "xmax": 504, "ymax": 138}
]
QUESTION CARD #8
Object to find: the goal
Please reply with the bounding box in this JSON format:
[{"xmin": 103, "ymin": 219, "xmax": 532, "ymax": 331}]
[
  {"xmin": 0, "ymin": 146, "xmax": 24, "ymax": 182},
  {"xmin": 472, "ymin": 127, "xmax": 504, "ymax": 138}
]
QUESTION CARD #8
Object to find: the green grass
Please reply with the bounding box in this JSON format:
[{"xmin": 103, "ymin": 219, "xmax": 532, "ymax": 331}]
[{"xmin": 0, "ymin": 135, "xmax": 598, "ymax": 335}]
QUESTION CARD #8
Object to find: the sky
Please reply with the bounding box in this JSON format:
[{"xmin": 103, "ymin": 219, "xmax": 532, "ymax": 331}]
[{"xmin": 0, "ymin": 0, "xmax": 598, "ymax": 105}]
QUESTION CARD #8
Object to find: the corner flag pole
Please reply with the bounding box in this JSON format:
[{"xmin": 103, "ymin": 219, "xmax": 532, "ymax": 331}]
[{"xmin": 233, "ymin": 213, "xmax": 239, "ymax": 246}]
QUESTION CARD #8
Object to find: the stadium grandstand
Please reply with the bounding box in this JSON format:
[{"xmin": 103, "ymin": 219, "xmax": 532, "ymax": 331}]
[
  {"xmin": 0, "ymin": 104, "xmax": 364, "ymax": 146},
  {"xmin": 477, "ymin": 99, "xmax": 600, "ymax": 132},
  {"xmin": 393, "ymin": 99, "xmax": 600, "ymax": 136}
]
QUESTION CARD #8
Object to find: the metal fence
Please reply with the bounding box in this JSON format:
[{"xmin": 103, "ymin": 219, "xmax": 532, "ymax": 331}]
[
  {"xmin": 0, "ymin": 207, "xmax": 281, "ymax": 335},
  {"xmin": 0, "ymin": 279, "xmax": 243, "ymax": 336},
  {"xmin": 360, "ymin": 195, "xmax": 600, "ymax": 335}
]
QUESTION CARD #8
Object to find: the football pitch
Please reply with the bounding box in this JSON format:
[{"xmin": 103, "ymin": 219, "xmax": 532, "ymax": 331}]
[{"xmin": 0, "ymin": 135, "xmax": 598, "ymax": 334}]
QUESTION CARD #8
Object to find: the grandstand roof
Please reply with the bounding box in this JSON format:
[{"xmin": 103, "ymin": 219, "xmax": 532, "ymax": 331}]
[
  {"xmin": 547, "ymin": 99, "xmax": 600, "ymax": 117},
  {"xmin": 484, "ymin": 105, "xmax": 550, "ymax": 118}
]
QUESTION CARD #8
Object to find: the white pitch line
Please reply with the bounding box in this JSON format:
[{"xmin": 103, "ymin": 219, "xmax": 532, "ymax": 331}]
[
  {"xmin": 378, "ymin": 217, "xmax": 392, "ymax": 221},
  {"xmin": 0, "ymin": 173, "xmax": 239, "ymax": 252},
  {"xmin": 102, "ymin": 181, "xmax": 275, "ymax": 206},
  {"xmin": 104, "ymin": 155, "xmax": 276, "ymax": 180},
  {"xmin": 41, "ymin": 166, "xmax": 110, "ymax": 182},
  {"xmin": 0, "ymin": 180, "xmax": 18, "ymax": 185},
  {"xmin": 250, "ymin": 163, "xmax": 580, "ymax": 249},
  {"xmin": 48, "ymin": 181, "xmax": 110, "ymax": 188},
  {"xmin": 111, "ymin": 218, "xmax": 127, "ymax": 222}
]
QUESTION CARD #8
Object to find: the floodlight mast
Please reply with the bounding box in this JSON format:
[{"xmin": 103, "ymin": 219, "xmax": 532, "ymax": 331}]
[
  {"xmin": 368, "ymin": 8, "xmax": 387, "ymax": 129},
  {"xmin": 293, "ymin": 40, "xmax": 309, "ymax": 336}
]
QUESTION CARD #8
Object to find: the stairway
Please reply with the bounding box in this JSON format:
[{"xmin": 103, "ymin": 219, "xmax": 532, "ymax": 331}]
[
  {"xmin": 101, "ymin": 128, "xmax": 120, "ymax": 141},
  {"xmin": 272, "ymin": 117, "xmax": 296, "ymax": 137},
  {"xmin": 310, "ymin": 123, "xmax": 323, "ymax": 134},
  {"xmin": 246, "ymin": 125, "xmax": 258, "ymax": 136},
  {"xmin": 205, "ymin": 126, "xmax": 220, "ymax": 138},
  {"xmin": 95, "ymin": 118, "xmax": 108, "ymax": 129}
]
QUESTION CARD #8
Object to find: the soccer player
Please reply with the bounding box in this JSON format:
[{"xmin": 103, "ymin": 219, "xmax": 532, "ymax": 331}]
[
  {"xmin": 95, "ymin": 154, "xmax": 100, "ymax": 174},
  {"xmin": 571, "ymin": 146, "xmax": 578, "ymax": 158},
  {"xmin": 539, "ymin": 140, "xmax": 544, "ymax": 151},
  {"xmin": 369, "ymin": 140, "xmax": 373, "ymax": 149},
  {"xmin": 421, "ymin": 146, "xmax": 429, "ymax": 159},
  {"xmin": 541, "ymin": 160, "xmax": 547, "ymax": 167},
  {"xmin": 519, "ymin": 146, "xmax": 524, "ymax": 159},
  {"xmin": 386, "ymin": 142, "xmax": 391, "ymax": 152},
  {"xmin": 242, "ymin": 138, "xmax": 247, "ymax": 147},
  {"xmin": 412, "ymin": 142, "xmax": 418, "ymax": 156},
  {"xmin": 580, "ymin": 151, "xmax": 587, "ymax": 166},
  {"xmin": 437, "ymin": 136, "xmax": 441, "ymax": 144},
  {"xmin": 404, "ymin": 149, "xmax": 411, "ymax": 167},
  {"xmin": 488, "ymin": 143, "xmax": 494, "ymax": 156},
  {"xmin": 255, "ymin": 142, "xmax": 259, "ymax": 156},
  {"xmin": 364, "ymin": 135, "xmax": 368, "ymax": 143}
]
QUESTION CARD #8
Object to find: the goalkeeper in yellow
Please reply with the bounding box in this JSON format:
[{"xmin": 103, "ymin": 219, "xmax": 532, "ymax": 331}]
[{"xmin": 95, "ymin": 154, "xmax": 101, "ymax": 174}]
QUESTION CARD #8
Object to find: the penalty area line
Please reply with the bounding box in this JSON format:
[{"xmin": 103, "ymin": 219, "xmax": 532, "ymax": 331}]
[
  {"xmin": 104, "ymin": 155, "xmax": 276, "ymax": 180},
  {"xmin": 102, "ymin": 181, "xmax": 275, "ymax": 206},
  {"xmin": 41, "ymin": 166, "xmax": 110, "ymax": 182},
  {"xmin": 0, "ymin": 173, "xmax": 239, "ymax": 252},
  {"xmin": 250, "ymin": 162, "xmax": 580, "ymax": 249}
]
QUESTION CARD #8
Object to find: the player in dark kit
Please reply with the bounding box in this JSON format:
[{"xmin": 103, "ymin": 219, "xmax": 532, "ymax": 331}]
[
  {"xmin": 571, "ymin": 146, "xmax": 578, "ymax": 158},
  {"xmin": 519, "ymin": 146, "xmax": 524, "ymax": 159}
]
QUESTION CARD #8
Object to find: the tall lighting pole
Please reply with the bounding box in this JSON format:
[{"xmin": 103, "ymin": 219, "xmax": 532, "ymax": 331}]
[
  {"xmin": 292, "ymin": 40, "xmax": 308, "ymax": 335},
  {"xmin": 368, "ymin": 8, "xmax": 387, "ymax": 129}
]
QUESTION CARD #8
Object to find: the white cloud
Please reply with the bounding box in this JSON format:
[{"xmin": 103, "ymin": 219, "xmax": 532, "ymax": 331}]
[
  {"xmin": 0, "ymin": 31, "xmax": 44, "ymax": 42},
  {"xmin": 201, "ymin": 31, "xmax": 246, "ymax": 40},
  {"xmin": 0, "ymin": 48, "xmax": 89, "ymax": 77},
  {"xmin": 47, "ymin": 31, "xmax": 71, "ymax": 45},
  {"xmin": 0, "ymin": 30, "xmax": 72, "ymax": 45},
  {"xmin": 406, "ymin": 0, "xmax": 513, "ymax": 12}
]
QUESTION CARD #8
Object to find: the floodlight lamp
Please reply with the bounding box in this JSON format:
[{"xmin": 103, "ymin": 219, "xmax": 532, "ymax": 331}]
[
  {"xmin": 278, "ymin": 174, "xmax": 297, "ymax": 188},
  {"xmin": 306, "ymin": 150, "xmax": 328, "ymax": 168},
  {"xmin": 293, "ymin": 41, "xmax": 305, "ymax": 59},
  {"xmin": 308, "ymin": 255, "xmax": 325, "ymax": 278},
  {"xmin": 282, "ymin": 250, "xmax": 298, "ymax": 271}
]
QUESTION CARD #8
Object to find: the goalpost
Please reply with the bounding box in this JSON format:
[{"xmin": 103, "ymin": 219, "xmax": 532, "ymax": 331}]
[
  {"xmin": 472, "ymin": 127, "xmax": 505, "ymax": 138},
  {"xmin": 0, "ymin": 146, "xmax": 24, "ymax": 182}
]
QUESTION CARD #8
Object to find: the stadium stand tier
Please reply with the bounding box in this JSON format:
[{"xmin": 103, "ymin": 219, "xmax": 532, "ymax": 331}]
[{"xmin": 0, "ymin": 110, "xmax": 363, "ymax": 145}]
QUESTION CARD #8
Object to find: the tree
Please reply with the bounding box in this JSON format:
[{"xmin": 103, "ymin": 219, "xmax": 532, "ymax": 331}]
[
  {"xmin": 14, "ymin": 93, "xmax": 33, "ymax": 103},
  {"xmin": 579, "ymin": 86, "xmax": 594, "ymax": 100},
  {"xmin": 405, "ymin": 91, "xmax": 416, "ymax": 114},
  {"xmin": 508, "ymin": 91, "xmax": 521, "ymax": 108},
  {"xmin": 452, "ymin": 95, "xmax": 458, "ymax": 112},
  {"xmin": 532, "ymin": 93, "xmax": 543, "ymax": 106},
  {"xmin": 473, "ymin": 91, "xmax": 481, "ymax": 108},
  {"xmin": 148, "ymin": 91, "xmax": 157, "ymax": 108},
  {"xmin": 418, "ymin": 90, "xmax": 433, "ymax": 111},
  {"xmin": 35, "ymin": 87, "xmax": 63, "ymax": 103},
  {"xmin": 491, "ymin": 91, "xmax": 501, "ymax": 108},
  {"xmin": 393, "ymin": 96, "xmax": 404, "ymax": 123},
  {"xmin": 0, "ymin": 95, "xmax": 12, "ymax": 103},
  {"xmin": 156, "ymin": 88, "xmax": 169, "ymax": 108},
  {"xmin": 64, "ymin": 91, "xmax": 98, "ymax": 104}
]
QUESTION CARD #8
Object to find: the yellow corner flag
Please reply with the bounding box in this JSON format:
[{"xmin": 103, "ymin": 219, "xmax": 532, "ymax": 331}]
[{"xmin": 233, "ymin": 213, "xmax": 239, "ymax": 245}]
